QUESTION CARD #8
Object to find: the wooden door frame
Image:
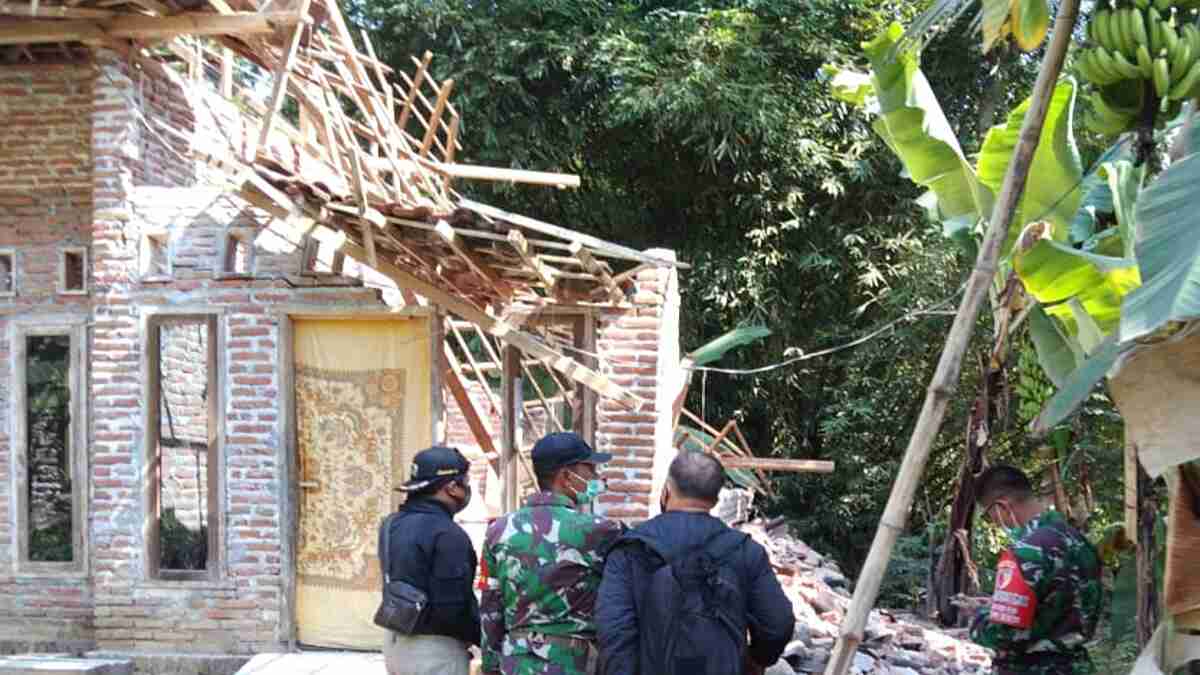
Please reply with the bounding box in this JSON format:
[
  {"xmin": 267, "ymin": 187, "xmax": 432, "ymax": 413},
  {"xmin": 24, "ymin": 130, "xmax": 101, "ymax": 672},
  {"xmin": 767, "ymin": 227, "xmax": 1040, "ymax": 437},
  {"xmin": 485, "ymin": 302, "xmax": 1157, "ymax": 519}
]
[{"xmin": 276, "ymin": 306, "xmax": 437, "ymax": 650}]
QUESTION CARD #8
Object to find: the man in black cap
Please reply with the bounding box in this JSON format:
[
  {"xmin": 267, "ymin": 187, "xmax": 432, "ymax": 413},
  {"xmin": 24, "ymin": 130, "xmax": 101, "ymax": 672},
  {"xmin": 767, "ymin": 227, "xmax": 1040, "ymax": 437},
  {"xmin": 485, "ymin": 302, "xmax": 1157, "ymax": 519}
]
[
  {"xmin": 480, "ymin": 432, "xmax": 623, "ymax": 675},
  {"xmin": 379, "ymin": 445, "xmax": 480, "ymax": 675}
]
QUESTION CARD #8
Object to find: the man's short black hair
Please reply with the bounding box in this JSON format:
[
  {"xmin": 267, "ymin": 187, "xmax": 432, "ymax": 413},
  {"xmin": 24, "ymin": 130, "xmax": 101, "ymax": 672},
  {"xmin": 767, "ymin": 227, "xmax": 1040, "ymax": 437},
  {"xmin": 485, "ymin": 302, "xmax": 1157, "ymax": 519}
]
[
  {"xmin": 975, "ymin": 464, "xmax": 1035, "ymax": 506},
  {"xmin": 668, "ymin": 451, "xmax": 725, "ymax": 503}
]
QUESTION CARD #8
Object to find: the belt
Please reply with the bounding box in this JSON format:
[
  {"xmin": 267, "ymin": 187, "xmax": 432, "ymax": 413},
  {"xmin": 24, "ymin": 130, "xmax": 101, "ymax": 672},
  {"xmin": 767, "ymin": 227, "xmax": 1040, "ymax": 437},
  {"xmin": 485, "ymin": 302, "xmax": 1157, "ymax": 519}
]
[{"xmin": 507, "ymin": 628, "xmax": 593, "ymax": 651}]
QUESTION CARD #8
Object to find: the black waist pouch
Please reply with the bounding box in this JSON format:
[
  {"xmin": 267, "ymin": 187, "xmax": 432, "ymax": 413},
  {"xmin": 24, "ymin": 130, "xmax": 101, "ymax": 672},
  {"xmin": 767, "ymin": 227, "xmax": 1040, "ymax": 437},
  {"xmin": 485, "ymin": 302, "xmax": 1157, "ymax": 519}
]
[{"xmin": 373, "ymin": 578, "xmax": 428, "ymax": 634}]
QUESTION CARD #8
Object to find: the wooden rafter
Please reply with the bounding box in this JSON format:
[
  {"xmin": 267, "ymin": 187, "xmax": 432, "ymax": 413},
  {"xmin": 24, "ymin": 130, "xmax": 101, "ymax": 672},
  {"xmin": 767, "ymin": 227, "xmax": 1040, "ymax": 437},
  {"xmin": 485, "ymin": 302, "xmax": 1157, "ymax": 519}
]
[
  {"xmin": 0, "ymin": 11, "xmax": 304, "ymax": 45},
  {"xmin": 255, "ymin": 0, "xmax": 311, "ymax": 156}
]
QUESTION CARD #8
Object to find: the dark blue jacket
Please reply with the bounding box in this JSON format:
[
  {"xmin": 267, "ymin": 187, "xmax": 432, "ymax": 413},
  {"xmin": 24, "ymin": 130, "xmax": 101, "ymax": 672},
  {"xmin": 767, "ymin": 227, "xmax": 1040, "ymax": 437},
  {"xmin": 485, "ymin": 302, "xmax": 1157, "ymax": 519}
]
[
  {"xmin": 379, "ymin": 497, "xmax": 480, "ymax": 646},
  {"xmin": 596, "ymin": 511, "xmax": 794, "ymax": 675}
]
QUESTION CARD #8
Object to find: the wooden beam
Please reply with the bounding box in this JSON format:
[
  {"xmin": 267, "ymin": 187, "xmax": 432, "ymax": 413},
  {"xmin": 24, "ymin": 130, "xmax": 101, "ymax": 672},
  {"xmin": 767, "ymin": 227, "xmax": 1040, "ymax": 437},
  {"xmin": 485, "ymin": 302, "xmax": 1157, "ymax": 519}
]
[
  {"xmin": 420, "ymin": 78, "xmax": 453, "ymax": 158},
  {"xmin": 435, "ymin": 162, "xmax": 579, "ymax": 189},
  {"xmin": 570, "ymin": 241, "xmax": 623, "ymax": 303},
  {"xmin": 507, "ymin": 229, "xmax": 558, "ymax": 290},
  {"xmin": 0, "ymin": 2, "xmax": 114, "ymax": 19},
  {"xmin": 717, "ymin": 456, "xmax": 836, "ymax": 473},
  {"xmin": 255, "ymin": 0, "xmax": 311, "ymax": 155},
  {"xmin": 337, "ymin": 239, "xmax": 643, "ymax": 410},
  {"xmin": 0, "ymin": 11, "xmax": 305, "ymax": 45},
  {"xmin": 464, "ymin": 199, "xmax": 687, "ymax": 269},
  {"xmin": 501, "ymin": 345, "xmax": 521, "ymax": 512},
  {"xmin": 435, "ymin": 220, "xmax": 510, "ymax": 299}
]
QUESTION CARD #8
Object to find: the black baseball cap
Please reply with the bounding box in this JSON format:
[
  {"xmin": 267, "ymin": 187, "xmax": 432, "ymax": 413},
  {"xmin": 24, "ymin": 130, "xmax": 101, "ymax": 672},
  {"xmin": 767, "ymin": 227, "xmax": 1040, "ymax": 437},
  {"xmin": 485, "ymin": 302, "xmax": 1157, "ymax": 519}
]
[
  {"xmin": 531, "ymin": 432, "xmax": 612, "ymax": 473},
  {"xmin": 400, "ymin": 446, "xmax": 470, "ymax": 492}
]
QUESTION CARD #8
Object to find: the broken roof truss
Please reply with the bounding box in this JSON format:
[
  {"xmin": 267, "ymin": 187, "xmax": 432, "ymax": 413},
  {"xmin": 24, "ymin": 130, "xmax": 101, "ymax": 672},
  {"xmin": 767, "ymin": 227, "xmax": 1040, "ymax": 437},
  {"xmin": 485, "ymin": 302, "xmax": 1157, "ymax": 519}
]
[{"xmin": 0, "ymin": 0, "xmax": 685, "ymax": 409}]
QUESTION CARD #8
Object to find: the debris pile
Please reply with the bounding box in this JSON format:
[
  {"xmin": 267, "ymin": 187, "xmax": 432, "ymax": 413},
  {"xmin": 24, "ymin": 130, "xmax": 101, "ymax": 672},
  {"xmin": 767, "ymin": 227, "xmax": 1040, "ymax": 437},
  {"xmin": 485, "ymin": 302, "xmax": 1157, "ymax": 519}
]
[{"xmin": 716, "ymin": 490, "xmax": 993, "ymax": 675}]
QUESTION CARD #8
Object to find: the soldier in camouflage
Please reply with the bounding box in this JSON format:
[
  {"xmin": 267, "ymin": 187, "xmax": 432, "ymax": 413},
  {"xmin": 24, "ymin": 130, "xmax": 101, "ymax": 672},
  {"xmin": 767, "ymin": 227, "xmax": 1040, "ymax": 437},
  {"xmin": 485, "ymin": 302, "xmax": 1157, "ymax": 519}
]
[
  {"xmin": 970, "ymin": 464, "xmax": 1105, "ymax": 675},
  {"xmin": 480, "ymin": 432, "xmax": 623, "ymax": 675}
]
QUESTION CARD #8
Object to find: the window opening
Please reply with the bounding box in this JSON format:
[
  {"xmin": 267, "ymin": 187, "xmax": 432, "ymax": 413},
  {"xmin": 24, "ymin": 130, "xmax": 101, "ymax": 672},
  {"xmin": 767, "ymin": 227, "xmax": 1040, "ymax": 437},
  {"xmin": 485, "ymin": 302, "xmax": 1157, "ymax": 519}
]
[
  {"xmin": 60, "ymin": 249, "xmax": 86, "ymax": 293},
  {"xmin": 141, "ymin": 233, "xmax": 170, "ymax": 279},
  {"xmin": 223, "ymin": 233, "xmax": 253, "ymax": 275},
  {"xmin": 0, "ymin": 250, "xmax": 15, "ymax": 295},
  {"xmin": 26, "ymin": 335, "xmax": 74, "ymax": 563},
  {"xmin": 149, "ymin": 317, "xmax": 219, "ymax": 578}
]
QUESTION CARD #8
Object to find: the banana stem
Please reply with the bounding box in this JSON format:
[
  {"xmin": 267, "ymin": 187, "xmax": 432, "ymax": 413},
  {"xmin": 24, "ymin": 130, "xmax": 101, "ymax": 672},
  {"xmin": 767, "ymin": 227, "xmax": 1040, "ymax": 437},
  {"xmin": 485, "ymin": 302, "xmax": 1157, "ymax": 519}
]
[{"xmin": 1137, "ymin": 79, "xmax": 1160, "ymax": 166}]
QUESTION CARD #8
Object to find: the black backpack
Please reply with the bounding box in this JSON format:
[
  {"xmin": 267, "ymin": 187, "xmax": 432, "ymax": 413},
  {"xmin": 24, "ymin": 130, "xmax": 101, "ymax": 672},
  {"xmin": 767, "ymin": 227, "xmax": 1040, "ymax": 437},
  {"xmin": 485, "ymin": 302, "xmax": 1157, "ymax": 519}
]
[{"xmin": 627, "ymin": 529, "xmax": 751, "ymax": 675}]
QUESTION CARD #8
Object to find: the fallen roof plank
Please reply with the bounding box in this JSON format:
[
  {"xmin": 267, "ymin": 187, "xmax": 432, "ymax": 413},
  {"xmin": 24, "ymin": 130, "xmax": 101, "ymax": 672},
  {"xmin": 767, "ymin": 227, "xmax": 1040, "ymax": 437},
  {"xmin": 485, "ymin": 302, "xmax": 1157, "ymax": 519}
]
[
  {"xmin": 464, "ymin": 199, "xmax": 687, "ymax": 268},
  {"xmin": 0, "ymin": 11, "xmax": 304, "ymax": 44},
  {"xmin": 337, "ymin": 238, "xmax": 643, "ymax": 409},
  {"xmin": 717, "ymin": 456, "xmax": 836, "ymax": 473}
]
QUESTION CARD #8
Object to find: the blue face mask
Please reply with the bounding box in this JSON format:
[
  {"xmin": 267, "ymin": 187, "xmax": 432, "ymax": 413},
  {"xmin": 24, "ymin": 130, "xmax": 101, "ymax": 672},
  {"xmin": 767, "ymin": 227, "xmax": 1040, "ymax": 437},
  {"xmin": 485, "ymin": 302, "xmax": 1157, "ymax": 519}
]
[{"xmin": 568, "ymin": 471, "xmax": 606, "ymax": 506}]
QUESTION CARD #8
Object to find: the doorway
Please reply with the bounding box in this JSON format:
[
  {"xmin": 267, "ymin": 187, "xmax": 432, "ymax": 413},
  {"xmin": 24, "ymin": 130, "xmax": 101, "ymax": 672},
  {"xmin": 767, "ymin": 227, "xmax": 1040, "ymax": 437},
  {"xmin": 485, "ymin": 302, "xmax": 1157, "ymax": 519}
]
[{"xmin": 291, "ymin": 317, "xmax": 432, "ymax": 650}]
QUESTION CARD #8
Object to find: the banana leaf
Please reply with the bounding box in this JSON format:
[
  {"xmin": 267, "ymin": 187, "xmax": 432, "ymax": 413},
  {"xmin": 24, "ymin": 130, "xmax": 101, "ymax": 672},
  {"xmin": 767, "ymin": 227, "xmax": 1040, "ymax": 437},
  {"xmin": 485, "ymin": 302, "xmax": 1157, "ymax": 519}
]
[
  {"xmin": 686, "ymin": 324, "xmax": 771, "ymax": 367},
  {"xmin": 825, "ymin": 65, "xmax": 875, "ymax": 107},
  {"xmin": 1030, "ymin": 336, "xmax": 1122, "ymax": 435},
  {"xmin": 1028, "ymin": 304, "xmax": 1083, "ymax": 388},
  {"xmin": 859, "ymin": 22, "xmax": 993, "ymax": 223},
  {"xmin": 977, "ymin": 79, "xmax": 1084, "ymax": 253},
  {"xmin": 1014, "ymin": 239, "xmax": 1141, "ymax": 336},
  {"xmin": 1105, "ymin": 160, "xmax": 1141, "ymax": 260},
  {"xmin": 1121, "ymin": 150, "xmax": 1200, "ymax": 342},
  {"xmin": 1069, "ymin": 137, "xmax": 1138, "ymax": 244}
]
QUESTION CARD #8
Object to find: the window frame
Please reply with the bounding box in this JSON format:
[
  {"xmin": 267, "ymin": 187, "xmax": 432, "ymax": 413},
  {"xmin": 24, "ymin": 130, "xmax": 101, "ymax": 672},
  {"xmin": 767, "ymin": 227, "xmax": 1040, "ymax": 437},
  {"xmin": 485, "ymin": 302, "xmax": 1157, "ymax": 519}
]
[
  {"xmin": 141, "ymin": 311, "xmax": 225, "ymax": 582},
  {"xmin": 11, "ymin": 318, "xmax": 88, "ymax": 576},
  {"xmin": 57, "ymin": 246, "xmax": 88, "ymax": 295}
]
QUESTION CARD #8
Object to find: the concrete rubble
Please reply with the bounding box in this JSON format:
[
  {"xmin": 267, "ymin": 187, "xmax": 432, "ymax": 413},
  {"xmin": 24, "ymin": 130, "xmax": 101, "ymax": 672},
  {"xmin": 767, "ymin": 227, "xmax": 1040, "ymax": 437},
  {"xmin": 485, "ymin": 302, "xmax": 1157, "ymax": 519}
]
[{"xmin": 714, "ymin": 490, "xmax": 993, "ymax": 675}]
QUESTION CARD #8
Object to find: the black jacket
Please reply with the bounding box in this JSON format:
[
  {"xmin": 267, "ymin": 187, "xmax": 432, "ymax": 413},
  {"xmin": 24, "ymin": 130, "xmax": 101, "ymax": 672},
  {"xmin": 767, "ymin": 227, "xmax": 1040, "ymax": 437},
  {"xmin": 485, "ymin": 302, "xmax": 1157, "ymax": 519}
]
[
  {"xmin": 379, "ymin": 498, "xmax": 480, "ymax": 646},
  {"xmin": 596, "ymin": 511, "xmax": 794, "ymax": 674}
]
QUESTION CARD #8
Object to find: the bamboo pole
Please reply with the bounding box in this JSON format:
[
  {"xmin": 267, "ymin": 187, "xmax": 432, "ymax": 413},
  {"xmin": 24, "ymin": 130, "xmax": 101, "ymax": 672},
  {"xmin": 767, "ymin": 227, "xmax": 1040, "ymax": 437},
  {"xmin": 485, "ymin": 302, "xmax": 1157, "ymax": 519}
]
[{"xmin": 821, "ymin": 2, "xmax": 1081, "ymax": 673}]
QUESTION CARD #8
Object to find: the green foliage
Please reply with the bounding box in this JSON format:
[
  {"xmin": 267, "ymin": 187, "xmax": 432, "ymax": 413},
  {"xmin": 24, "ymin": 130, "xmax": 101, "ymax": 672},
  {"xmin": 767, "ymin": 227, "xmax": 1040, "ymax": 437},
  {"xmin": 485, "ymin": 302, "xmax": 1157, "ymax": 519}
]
[
  {"xmin": 686, "ymin": 325, "xmax": 771, "ymax": 366},
  {"xmin": 976, "ymin": 79, "xmax": 1083, "ymax": 251},
  {"xmin": 1031, "ymin": 336, "xmax": 1122, "ymax": 435},
  {"xmin": 1014, "ymin": 240, "xmax": 1141, "ymax": 336},
  {"xmin": 1121, "ymin": 146, "xmax": 1200, "ymax": 342},
  {"xmin": 160, "ymin": 508, "xmax": 208, "ymax": 571}
]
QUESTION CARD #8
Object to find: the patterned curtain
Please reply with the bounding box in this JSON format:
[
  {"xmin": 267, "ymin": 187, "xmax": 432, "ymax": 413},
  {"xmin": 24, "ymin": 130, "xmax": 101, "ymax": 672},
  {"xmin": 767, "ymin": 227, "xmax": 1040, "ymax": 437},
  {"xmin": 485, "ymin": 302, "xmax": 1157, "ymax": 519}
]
[{"xmin": 293, "ymin": 318, "xmax": 432, "ymax": 650}]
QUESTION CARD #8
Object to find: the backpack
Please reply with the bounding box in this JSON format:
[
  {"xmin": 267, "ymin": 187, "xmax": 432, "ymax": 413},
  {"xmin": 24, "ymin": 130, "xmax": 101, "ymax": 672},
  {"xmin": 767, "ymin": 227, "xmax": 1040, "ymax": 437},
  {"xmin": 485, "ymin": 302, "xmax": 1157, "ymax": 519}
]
[{"xmin": 630, "ymin": 528, "xmax": 751, "ymax": 675}]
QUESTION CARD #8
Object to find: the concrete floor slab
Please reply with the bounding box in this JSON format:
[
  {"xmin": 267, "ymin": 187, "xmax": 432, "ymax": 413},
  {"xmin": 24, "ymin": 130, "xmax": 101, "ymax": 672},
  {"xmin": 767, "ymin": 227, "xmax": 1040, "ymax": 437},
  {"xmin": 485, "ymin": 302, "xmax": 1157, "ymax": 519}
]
[
  {"xmin": 235, "ymin": 653, "xmax": 386, "ymax": 675},
  {"xmin": 0, "ymin": 655, "xmax": 133, "ymax": 675}
]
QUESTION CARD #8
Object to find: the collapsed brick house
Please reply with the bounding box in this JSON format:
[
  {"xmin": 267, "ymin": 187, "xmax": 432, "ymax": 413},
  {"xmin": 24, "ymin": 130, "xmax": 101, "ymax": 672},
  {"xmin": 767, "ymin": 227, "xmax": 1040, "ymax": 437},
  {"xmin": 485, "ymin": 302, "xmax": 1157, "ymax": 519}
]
[{"xmin": 0, "ymin": 0, "xmax": 684, "ymax": 655}]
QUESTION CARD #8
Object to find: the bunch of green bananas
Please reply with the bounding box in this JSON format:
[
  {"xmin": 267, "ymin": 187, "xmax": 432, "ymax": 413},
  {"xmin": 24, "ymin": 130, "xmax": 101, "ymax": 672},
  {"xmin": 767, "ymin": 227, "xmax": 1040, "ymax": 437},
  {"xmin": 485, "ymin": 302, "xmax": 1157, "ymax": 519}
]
[{"xmin": 1077, "ymin": 0, "xmax": 1200, "ymax": 134}]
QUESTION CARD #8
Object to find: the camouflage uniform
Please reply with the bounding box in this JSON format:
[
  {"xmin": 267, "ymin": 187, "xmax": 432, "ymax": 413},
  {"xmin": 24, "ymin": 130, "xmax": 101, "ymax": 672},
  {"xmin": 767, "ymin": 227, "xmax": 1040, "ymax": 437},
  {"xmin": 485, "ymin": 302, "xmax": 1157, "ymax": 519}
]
[
  {"xmin": 480, "ymin": 490, "xmax": 623, "ymax": 675},
  {"xmin": 971, "ymin": 509, "xmax": 1104, "ymax": 675}
]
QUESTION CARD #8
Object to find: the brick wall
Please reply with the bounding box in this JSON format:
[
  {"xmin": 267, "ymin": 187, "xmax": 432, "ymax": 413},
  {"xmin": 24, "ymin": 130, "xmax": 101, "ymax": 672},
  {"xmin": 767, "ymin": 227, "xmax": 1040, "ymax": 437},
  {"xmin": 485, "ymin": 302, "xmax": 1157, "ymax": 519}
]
[{"xmin": 0, "ymin": 61, "xmax": 95, "ymax": 642}]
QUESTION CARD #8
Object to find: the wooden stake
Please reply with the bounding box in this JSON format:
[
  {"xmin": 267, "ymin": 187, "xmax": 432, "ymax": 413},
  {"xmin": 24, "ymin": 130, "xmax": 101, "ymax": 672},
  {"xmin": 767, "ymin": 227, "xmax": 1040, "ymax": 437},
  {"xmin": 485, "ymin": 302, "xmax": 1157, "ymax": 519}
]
[
  {"xmin": 822, "ymin": 1, "xmax": 1081, "ymax": 672},
  {"xmin": 507, "ymin": 229, "xmax": 559, "ymax": 291},
  {"xmin": 443, "ymin": 346, "xmax": 500, "ymax": 473},
  {"xmin": 435, "ymin": 219, "xmax": 511, "ymax": 299}
]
